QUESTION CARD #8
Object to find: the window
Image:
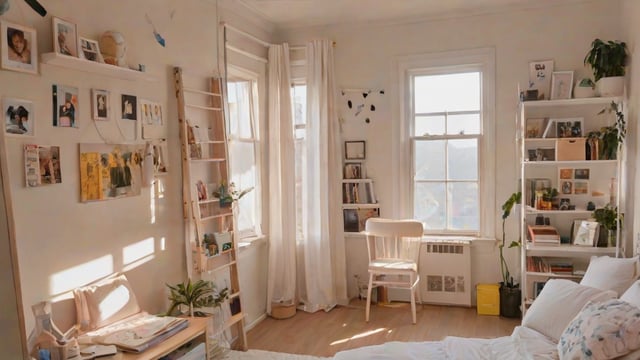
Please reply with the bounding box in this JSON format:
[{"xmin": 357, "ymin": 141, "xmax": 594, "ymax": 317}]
[
  {"xmin": 291, "ymin": 83, "xmax": 306, "ymax": 240},
  {"xmin": 227, "ymin": 76, "xmax": 261, "ymax": 238},
  {"xmin": 401, "ymin": 48, "xmax": 495, "ymax": 236}
]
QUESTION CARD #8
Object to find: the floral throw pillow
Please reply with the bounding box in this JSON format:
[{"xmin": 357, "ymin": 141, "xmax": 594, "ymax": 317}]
[{"xmin": 558, "ymin": 299, "xmax": 640, "ymax": 360}]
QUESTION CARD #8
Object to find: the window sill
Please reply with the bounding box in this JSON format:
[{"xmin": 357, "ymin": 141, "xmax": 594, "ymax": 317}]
[{"xmin": 238, "ymin": 234, "xmax": 266, "ymax": 250}]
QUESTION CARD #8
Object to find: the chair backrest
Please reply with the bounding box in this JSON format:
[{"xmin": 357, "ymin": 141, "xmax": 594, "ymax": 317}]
[{"xmin": 365, "ymin": 218, "xmax": 424, "ymax": 262}]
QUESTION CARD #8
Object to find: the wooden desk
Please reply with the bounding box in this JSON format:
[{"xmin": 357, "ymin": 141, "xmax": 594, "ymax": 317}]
[{"xmin": 108, "ymin": 317, "xmax": 209, "ymax": 360}]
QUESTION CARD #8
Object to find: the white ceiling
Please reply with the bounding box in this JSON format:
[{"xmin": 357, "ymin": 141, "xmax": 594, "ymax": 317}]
[{"xmin": 235, "ymin": 0, "xmax": 599, "ymax": 29}]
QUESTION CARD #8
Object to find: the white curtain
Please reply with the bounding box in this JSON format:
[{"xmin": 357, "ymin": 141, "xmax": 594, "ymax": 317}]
[
  {"xmin": 266, "ymin": 44, "xmax": 297, "ymax": 315},
  {"xmin": 298, "ymin": 39, "xmax": 347, "ymax": 312}
]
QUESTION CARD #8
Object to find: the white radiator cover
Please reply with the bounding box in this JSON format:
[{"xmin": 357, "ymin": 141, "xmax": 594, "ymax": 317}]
[{"xmin": 387, "ymin": 239, "xmax": 472, "ymax": 306}]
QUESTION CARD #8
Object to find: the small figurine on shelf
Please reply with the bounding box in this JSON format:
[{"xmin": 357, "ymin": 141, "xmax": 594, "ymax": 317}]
[{"xmin": 212, "ymin": 181, "xmax": 253, "ymax": 208}]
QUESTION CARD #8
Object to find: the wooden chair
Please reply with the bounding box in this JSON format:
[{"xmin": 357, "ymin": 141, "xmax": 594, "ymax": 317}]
[{"xmin": 364, "ymin": 218, "xmax": 424, "ymax": 324}]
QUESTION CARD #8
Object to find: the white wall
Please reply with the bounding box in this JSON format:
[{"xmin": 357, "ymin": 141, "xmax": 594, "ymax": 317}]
[
  {"xmin": 276, "ymin": 1, "xmax": 624, "ymax": 294},
  {"xmin": 0, "ymin": 0, "xmax": 272, "ymax": 344}
]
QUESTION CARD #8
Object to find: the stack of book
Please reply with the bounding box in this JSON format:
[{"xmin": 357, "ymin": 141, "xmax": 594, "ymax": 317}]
[
  {"xmin": 549, "ymin": 262, "xmax": 574, "ymax": 275},
  {"xmin": 527, "ymin": 225, "xmax": 560, "ymax": 245}
]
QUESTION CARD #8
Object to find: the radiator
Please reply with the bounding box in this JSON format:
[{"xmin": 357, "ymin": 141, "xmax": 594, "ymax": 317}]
[{"xmin": 419, "ymin": 239, "xmax": 472, "ymax": 306}]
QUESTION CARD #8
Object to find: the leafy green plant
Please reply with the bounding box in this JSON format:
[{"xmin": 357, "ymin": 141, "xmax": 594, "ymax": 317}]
[
  {"xmin": 542, "ymin": 188, "xmax": 558, "ymax": 202},
  {"xmin": 500, "ymin": 192, "xmax": 521, "ymax": 288},
  {"xmin": 584, "ymin": 39, "xmax": 628, "ymax": 82},
  {"xmin": 589, "ymin": 101, "xmax": 626, "ymax": 160},
  {"xmin": 592, "ymin": 204, "xmax": 621, "ymax": 232},
  {"xmin": 213, "ymin": 181, "xmax": 254, "ymax": 207},
  {"xmin": 165, "ymin": 278, "xmax": 228, "ymax": 317},
  {"xmin": 577, "ymin": 78, "xmax": 595, "ymax": 89}
]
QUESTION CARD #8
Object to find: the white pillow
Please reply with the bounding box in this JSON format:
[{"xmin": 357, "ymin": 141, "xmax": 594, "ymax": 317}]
[
  {"xmin": 73, "ymin": 274, "xmax": 141, "ymax": 330},
  {"xmin": 558, "ymin": 299, "xmax": 640, "ymax": 359},
  {"xmin": 580, "ymin": 256, "xmax": 639, "ymax": 296},
  {"xmin": 621, "ymin": 280, "xmax": 640, "ymax": 308},
  {"xmin": 522, "ymin": 279, "xmax": 616, "ymax": 342}
]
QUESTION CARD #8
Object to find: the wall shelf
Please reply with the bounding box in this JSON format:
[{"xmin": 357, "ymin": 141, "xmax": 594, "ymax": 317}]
[{"xmin": 41, "ymin": 52, "xmax": 155, "ymax": 81}]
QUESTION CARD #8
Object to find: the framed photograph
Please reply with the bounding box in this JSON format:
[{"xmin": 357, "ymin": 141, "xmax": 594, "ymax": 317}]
[
  {"xmin": 121, "ymin": 94, "xmax": 137, "ymax": 121},
  {"xmin": 344, "ymin": 162, "xmax": 363, "ymax": 179},
  {"xmin": 1, "ymin": 21, "xmax": 38, "ymax": 74},
  {"xmin": 528, "ymin": 59, "xmax": 554, "ymax": 100},
  {"xmin": 345, "ymin": 140, "xmax": 366, "ymax": 160},
  {"xmin": 574, "ymin": 169, "xmax": 590, "ymax": 180},
  {"xmin": 554, "ymin": 118, "xmax": 583, "ymax": 138},
  {"xmin": 574, "ymin": 181, "xmax": 589, "ymax": 195},
  {"xmin": 559, "ymin": 168, "xmax": 573, "ymax": 180},
  {"xmin": 525, "ymin": 118, "xmax": 547, "ymax": 138},
  {"xmin": 3, "ymin": 97, "xmax": 34, "ymax": 136},
  {"xmin": 573, "ymin": 220, "xmax": 599, "ymax": 246},
  {"xmin": 52, "ymin": 17, "xmax": 78, "ymax": 57},
  {"xmin": 91, "ymin": 89, "xmax": 109, "ymax": 121},
  {"xmin": 24, "ymin": 144, "xmax": 62, "ymax": 187},
  {"xmin": 52, "ymin": 84, "xmax": 79, "ymax": 127},
  {"xmin": 79, "ymin": 37, "xmax": 103, "ymax": 63},
  {"xmin": 551, "ymin": 71, "xmax": 574, "ymax": 100},
  {"xmin": 560, "ymin": 180, "xmax": 573, "ymax": 195}
]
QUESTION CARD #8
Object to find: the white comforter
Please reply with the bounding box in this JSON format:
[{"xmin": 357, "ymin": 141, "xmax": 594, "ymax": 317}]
[{"xmin": 333, "ymin": 326, "xmax": 558, "ymax": 360}]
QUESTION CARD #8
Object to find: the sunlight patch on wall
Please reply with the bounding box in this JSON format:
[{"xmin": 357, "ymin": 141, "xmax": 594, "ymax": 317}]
[
  {"xmin": 98, "ymin": 284, "xmax": 131, "ymax": 320},
  {"xmin": 150, "ymin": 185, "xmax": 156, "ymax": 224},
  {"xmin": 49, "ymin": 255, "xmax": 113, "ymax": 295},
  {"xmin": 160, "ymin": 237, "xmax": 166, "ymax": 251},
  {"xmin": 123, "ymin": 237, "xmax": 155, "ymax": 266},
  {"xmin": 329, "ymin": 327, "xmax": 386, "ymax": 346}
]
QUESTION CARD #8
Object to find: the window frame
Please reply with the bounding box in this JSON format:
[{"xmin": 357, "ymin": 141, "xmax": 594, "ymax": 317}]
[
  {"xmin": 225, "ymin": 65, "xmax": 263, "ymax": 239},
  {"xmin": 396, "ymin": 48, "xmax": 496, "ymax": 238}
]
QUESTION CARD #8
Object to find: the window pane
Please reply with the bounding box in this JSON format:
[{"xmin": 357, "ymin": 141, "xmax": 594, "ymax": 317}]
[
  {"xmin": 446, "ymin": 113, "xmax": 480, "ymax": 135},
  {"xmin": 227, "ymin": 81, "xmax": 254, "ymax": 138},
  {"xmin": 414, "ymin": 140, "xmax": 445, "ymax": 180},
  {"xmin": 414, "ymin": 72, "xmax": 480, "ymax": 113},
  {"xmin": 414, "ymin": 182, "xmax": 446, "ymax": 230},
  {"xmin": 414, "ymin": 115, "xmax": 444, "ymax": 136},
  {"xmin": 291, "ymin": 85, "xmax": 306, "ymax": 126},
  {"xmin": 448, "ymin": 139, "xmax": 478, "ymax": 180},
  {"xmin": 448, "ymin": 182, "xmax": 479, "ymax": 231},
  {"xmin": 229, "ymin": 141, "xmax": 256, "ymax": 232}
]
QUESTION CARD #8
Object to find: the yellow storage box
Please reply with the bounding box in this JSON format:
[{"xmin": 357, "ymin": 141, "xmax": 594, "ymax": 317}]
[{"xmin": 476, "ymin": 283, "xmax": 500, "ymax": 315}]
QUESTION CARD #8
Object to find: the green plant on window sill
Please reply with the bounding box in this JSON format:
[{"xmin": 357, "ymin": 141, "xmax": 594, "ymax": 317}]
[
  {"xmin": 500, "ymin": 191, "xmax": 521, "ymax": 289},
  {"xmin": 164, "ymin": 278, "xmax": 229, "ymax": 317},
  {"xmin": 212, "ymin": 181, "xmax": 254, "ymax": 207}
]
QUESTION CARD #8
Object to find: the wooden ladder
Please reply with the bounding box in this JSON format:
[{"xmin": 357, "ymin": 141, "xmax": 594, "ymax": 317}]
[{"xmin": 174, "ymin": 67, "xmax": 248, "ymax": 352}]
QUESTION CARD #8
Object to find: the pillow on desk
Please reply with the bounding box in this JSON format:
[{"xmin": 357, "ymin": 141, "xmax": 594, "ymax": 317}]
[
  {"xmin": 73, "ymin": 273, "xmax": 141, "ymax": 330},
  {"xmin": 580, "ymin": 256, "xmax": 639, "ymax": 296},
  {"xmin": 522, "ymin": 279, "xmax": 616, "ymax": 342}
]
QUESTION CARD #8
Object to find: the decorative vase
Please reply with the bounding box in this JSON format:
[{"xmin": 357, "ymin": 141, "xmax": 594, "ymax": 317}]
[
  {"xmin": 573, "ymin": 84, "xmax": 596, "ymax": 98},
  {"xmin": 596, "ymin": 77, "xmax": 625, "ymax": 97},
  {"xmin": 608, "ymin": 229, "xmax": 617, "ymax": 248}
]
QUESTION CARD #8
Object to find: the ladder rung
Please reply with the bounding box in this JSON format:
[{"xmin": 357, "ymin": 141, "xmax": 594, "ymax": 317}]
[
  {"xmin": 198, "ymin": 198, "xmax": 221, "ymax": 205},
  {"xmin": 183, "ymin": 87, "xmax": 222, "ymax": 97},
  {"xmin": 186, "ymin": 103, "xmax": 222, "ymax": 111},
  {"xmin": 190, "ymin": 158, "xmax": 226, "ymax": 163},
  {"xmin": 193, "ymin": 140, "xmax": 226, "ymax": 145},
  {"xmin": 200, "ymin": 213, "xmax": 233, "ymax": 221},
  {"xmin": 209, "ymin": 259, "xmax": 236, "ymax": 273}
]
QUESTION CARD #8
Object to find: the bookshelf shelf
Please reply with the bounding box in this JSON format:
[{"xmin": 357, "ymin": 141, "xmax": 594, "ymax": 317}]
[{"xmin": 41, "ymin": 52, "xmax": 155, "ymax": 81}]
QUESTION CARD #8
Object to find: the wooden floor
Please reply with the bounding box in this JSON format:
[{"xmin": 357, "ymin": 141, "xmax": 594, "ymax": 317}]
[{"xmin": 246, "ymin": 299, "xmax": 521, "ymax": 357}]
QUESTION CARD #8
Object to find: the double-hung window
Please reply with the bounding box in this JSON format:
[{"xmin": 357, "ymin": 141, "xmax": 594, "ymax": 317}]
[
  {"xmin": 291, "ymin": 83, "xmax": 307, "ymax": 240},
  {"xmin": 227, "ymin": 75, "xmax": 261, "ymax": 238},
  {"xmin": 404, "ymin": 49, "xmax": 495, "ymax": 236}
]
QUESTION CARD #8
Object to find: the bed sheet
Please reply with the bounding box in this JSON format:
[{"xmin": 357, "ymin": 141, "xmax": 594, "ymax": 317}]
[{"xmin": 333, "ymin": 326, "xmax": 558, "ymax": 360}]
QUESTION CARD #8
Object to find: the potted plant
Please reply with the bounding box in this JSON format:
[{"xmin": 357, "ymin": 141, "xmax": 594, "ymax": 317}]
[
  {"xmin": 592, "ymin": 204, "xmax": 622, "ymax": 247},
  {"xmin": 499, "ymin": 191, "xmax": 522, "ymax": 318},
  {"xmin": 588, "ymin": 101, "xmax": 626, "ymax": 160},
  {"xmin": 573, "ymin": 78, "xmax": 596, "ymax": 99},
  {"xmin": 212, "ymin": 181, "xmax": 254, "ymax": 208},
  {"xmin": 165, "ymin": 278, "xmax": 228, "ymax": 317},
  {"xmin": 584, "ymin": 38, "xmax": 628, "ymax": 96}
]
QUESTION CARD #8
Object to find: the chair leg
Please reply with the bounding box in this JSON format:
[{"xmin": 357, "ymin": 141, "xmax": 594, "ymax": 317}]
[
  {"xmin": 366, "ymin": 273, "xmax": 373, "ymax": 322},
  {"xmin": 410, "ymin": 273, "xmax": 417, "ymax": 324},
  {"xmin": 416, "ymin": 276, "xmax": 423, "ymax": 307}
]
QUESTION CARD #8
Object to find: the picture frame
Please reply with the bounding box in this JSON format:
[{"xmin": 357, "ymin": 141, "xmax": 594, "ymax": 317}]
[
  {"xmin": 573, "ymin": 220, "xmax": 599, "ymax": 246},
  {"xmin": 3, "ymin": 97, "xmax": 34, "ymax": 136},
  {"xmin": 78, "ymin": 37, "xmax": 103, "ymax": 63},
  {"xmin": 52, "ymin": 17, "xmax": 78, "ymax": 57},
  {"xmin": 554, "ymin": 118, "xmax": 583, "ymax": 138},
  {"xmin": 344, "ymin": 162, "xmax": 363, "ymax": 179},
  {"xmin": 121, "ymin": 94, "xmax": 137, "ymax": 121},
  {"xmin": 525, "ymin": 118, "xmax": 547, "ymax": 138},
  {"xmin": 1, "ymin": 21, "xmax": 38, "ymax": 74},
  {"xmin": 24, "ymin": 144, "xmax": 62, "ymax": 187},
  {"xmin": 52, "ymin": 84, "xmax": 79, "ymax": 128},
  {"xmin": 91, "ymin": 89, "xmax": 109, "ymax": 121},
  {"xmin": 528, "ymin": 60, "xmax": 554, "ymax": 100},
  {"xmin": 345, "ymin": 140, "xmax": 366, "ymax": 160},
  {"xmin": 574, "ymin": 169, "xmax": 590, "ymax": 180},
  {"xmin": 550, "ymin": 71, "xmax": 574, "ymax": 100}
]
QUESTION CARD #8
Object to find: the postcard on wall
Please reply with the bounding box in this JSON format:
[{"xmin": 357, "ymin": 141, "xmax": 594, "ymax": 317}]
[
  {"xmin": 52, "ymin": 84, "xmax": 79, "ymax": 128},
  {"xmin": 3, "ymin": 97, "xmax": 34, "ymax": 136},
  {"xmin": 140, "ymin": 99, "xmax": 164, "ymax": 139},
  {"xmin": 121, "ymin": 94, "xmax": 138, "ymax": 121},
  {"xmin": 1, "ymin": 20, "xmax": 38, "ymax": 74},
  {"xmin": 79, "ymin": 143, "xmax": 144, "ymax": 202},
  {"xmin": 24, "ymin": 144, "xmax": 62, "ymax": 187},
  {"xmin": 528, "ymin": 60, "xmax": 554, "ymax": 100}
]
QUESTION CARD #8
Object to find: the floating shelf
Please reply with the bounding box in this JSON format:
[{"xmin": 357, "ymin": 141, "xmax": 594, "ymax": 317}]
[
  {"xmin": 522, "ymin": 96, "xmax": 622, "ymax": 108},
  {"xmin": 41, "ymin": 52, "xmax": 155, "ymax": 81},
  {"xmin": 523, "ymin": 159, "xmax": 617, "ymax": 166},
  {"xmin": 525, "ymin": 243, "xmax": 617, "ymax": 257}
]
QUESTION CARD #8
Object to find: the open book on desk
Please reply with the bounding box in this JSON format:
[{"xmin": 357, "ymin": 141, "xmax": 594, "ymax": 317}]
[{"xmin": 79, "ymin": 313, "xmax": 189, "ymax": 353}]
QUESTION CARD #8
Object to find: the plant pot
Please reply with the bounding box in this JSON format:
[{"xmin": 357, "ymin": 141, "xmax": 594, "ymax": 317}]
[
  {"xmin": 573, "ymin": 85, "xmax": 596, "ymax": 99},
  {"xmin": 596, "ymin": 77, "xmax": 624, "ymax": 97},
  {"xmin": 499, "ymin": 285, "xmax": 521, "ymax": 318}
]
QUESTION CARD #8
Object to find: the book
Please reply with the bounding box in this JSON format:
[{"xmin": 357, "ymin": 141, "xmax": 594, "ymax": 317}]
[{"xmin": 527, "ymin": 225, "xmax": 560, "ymax": 244}]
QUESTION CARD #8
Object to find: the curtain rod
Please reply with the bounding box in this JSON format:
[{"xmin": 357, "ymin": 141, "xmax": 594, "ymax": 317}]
[{"xmin": 220, "ymin": 21, "xmax": 335, "ymax": 50}]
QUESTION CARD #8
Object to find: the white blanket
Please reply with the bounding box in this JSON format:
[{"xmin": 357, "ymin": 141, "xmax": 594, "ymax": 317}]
[{"xmin": 333, "ymin": 326, "xmax": 558, "ymax": 360}]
